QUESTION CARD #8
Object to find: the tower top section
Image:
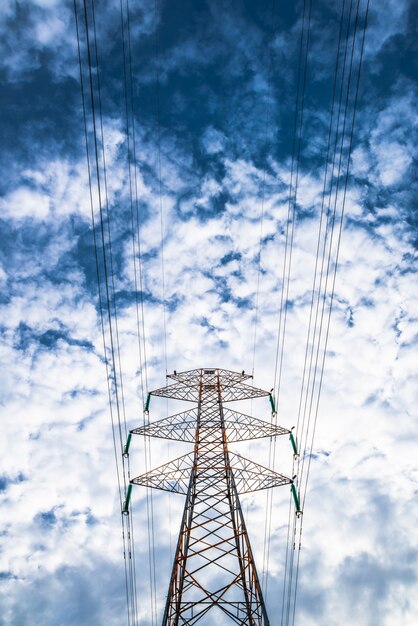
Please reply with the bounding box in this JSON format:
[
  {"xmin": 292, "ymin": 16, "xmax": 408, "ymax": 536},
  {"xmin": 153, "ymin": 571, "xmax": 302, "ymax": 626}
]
[
  {"xmin": 167, "ymin": 367, "xmax": 252, "ymax": 384},
  {"xmin": 151, "ymin": 367, "xmax": 270, "ymax": 403}
]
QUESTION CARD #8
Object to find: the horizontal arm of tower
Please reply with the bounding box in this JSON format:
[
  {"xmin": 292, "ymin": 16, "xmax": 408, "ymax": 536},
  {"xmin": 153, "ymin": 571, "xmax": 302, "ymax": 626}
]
[
  {"xmin": 230, "ymin": 453, "xmax": 291, "ymax": 493},
  {"xmin": 220, "ymin": 383, "xmax": 270, "ymax": 402},
  {"xmin": 131, "ymin": 408, "xmax": 199, "ymax": 442},
  {"xmin": 151, "ymin": 382, "xmax": 199, "ymax": 402},
  {"xmin": 131, "ymin": 452, "xmax": 194, "ymax": 494},
  {"xmin": 150, "ymin": 381, "xmax": 270, "ymax": 403},
  {"xmin": 131, "ymin": 407, "xmax": 289, "ymax": 442},
  {"xmin": 131, "ymin": 452, "xmax": 291, "ymax": 495},
  {"xmin": 222, "ymin": 409, "xmax": 290, "ymax": 440}
]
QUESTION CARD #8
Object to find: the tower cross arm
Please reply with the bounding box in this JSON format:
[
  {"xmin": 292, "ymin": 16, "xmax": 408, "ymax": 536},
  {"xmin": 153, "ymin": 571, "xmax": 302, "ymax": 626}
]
[
  {"xmin": 223, "ymin": 408, "xmax": 290, "ymax": 441},
  {"xmin": 150, "ymin": 381, "xmax": 269, "ymax": 402},
  {"xmin": 220, "ymin": 382, "xmax": 270, "ymax": 402},
  {"xmin": 131, "ymin": 452, "xmax": 291, "ymax": 495},
  {"xmin": 131, "ymin": 408, "xmax": 199, "ymax": 442},
  {"xmin": 150, "ymin": 382, "xmax": 199, "ymax": 402},
  {"xmin": 229, "ymin": 452, "xmax": 292, "ymax": 493},
  {"xmin": 131, "ymin": 407, "xmax": 289, "ymax": 442},
  {"xmin": 131, "ymin": 452, "xmax": 194, "ymax": 494},
  {"xmin": 149, "ymin": 368, "xmax": 272, "ymax": 403}
]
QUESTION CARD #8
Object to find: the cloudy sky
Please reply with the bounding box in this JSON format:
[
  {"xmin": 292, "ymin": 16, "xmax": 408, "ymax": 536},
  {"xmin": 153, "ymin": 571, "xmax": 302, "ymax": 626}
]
[{"xmin": 1, "ymin": 0, "xmax": 417, "ymax": 625}]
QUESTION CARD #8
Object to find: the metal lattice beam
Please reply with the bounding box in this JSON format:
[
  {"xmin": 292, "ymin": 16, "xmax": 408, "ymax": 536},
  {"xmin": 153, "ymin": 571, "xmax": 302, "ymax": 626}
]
[
  {"xmin": 150, "ymin": 368, "xmax": 270, "ymax": 403},
  {"xmin": 131, "ymin": 407, "xmax": 289, "ymax": 443},
  {"xmin": 132, "ymin": 451, "xmax": 290, "ymax": 495}
]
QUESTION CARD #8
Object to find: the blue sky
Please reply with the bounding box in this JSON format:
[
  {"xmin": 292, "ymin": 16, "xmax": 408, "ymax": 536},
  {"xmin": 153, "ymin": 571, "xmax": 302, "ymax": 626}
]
[{"xmin": 1, "ymin": 0, "xmax": 417, "ymax": 625}]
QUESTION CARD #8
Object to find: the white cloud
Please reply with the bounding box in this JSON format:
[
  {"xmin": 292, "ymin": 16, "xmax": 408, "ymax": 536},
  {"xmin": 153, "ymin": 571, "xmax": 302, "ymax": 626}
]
[
  {"xmin": 375, "ymin": 141, "xmax": 413, "ymax": 186},
  {"xmin": 353, "ymin": 89, "xmax": 418, "ymax": 189},
  {"xmin": 201, "ymin": 126, "xmax": 227, "ymax": 155},
  {"xmin": 1, "ymin": 187, "xmax": 50, "ymax": 220}
]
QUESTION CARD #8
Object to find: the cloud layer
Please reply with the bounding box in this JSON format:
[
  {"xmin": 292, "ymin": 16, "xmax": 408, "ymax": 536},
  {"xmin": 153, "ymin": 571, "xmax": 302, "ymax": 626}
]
[{"xmin": 1, "ymin": 0, "xmax": 417, "ymax": 625}]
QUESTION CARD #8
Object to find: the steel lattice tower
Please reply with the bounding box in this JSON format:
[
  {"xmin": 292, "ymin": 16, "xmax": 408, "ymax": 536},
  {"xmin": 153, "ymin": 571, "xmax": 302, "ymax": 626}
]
[{"xmin": 130, "ymin": 368, "xmax": 291, "ymax": 625}]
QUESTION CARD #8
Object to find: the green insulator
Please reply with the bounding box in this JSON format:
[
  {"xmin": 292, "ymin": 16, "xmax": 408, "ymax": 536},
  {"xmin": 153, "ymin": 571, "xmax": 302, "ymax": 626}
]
[
  {"xmin": 290, "ymin": 432, "xmax": 298, "ymax": 456},
  {"xmin": 291, "ymin": 483, "xmax": 301, "ymax": 513},
  {"xmin": 123, "ymin": 433, "xmax": 132, "ymax": 457},
  {"xmin": 269, "ymin": 394, "xmax": 276, "ymax": 413},
  {"xmin": 144, "ymin": 393, "xmax": 151, "ymax": 412},
  {"xmin": 122, "ymin": 484, "xmax": 133, "ymax": 515}
]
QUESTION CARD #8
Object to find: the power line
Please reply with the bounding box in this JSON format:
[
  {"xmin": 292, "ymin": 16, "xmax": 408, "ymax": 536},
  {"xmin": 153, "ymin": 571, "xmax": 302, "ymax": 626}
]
[
  {"xmin": 74, "ymin": 1, "xmax": 146, "ymax": 623},
  {"xmin": 286, "ymin": 0, "xmax": 359, "ymax": 619},
  {"xmin": 283, "ymin": 2, "xmax": 370, "ymax": 624},
  {"xmin": 263, "ymin": 0, "xmax": 314, "ymax": 611},
  {"xmin": 90, "ymin": 0, "xmax": 140, "ymax": 621},
  {"xmin": 301, "ymin": 0, "xmax": 370, "ymax": 511},
  {"xmin": 295, "ymin": 0, "xmax": 348, "ymax": 447},
  {"xmin": 118, "ymin": 0, "xmax": 159, "ymax": 621},
  {"xmin": 273, "ymin": 0, "xmax": 312, "ymax": 404},
  {"xmin": 73, "ymin": 2, "xmax": 134, "ymax": 624}
]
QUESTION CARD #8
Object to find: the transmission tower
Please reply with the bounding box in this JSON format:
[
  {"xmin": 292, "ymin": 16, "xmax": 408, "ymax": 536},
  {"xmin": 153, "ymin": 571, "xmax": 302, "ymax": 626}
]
[{"xmin": 130, "ymin": 368, "xmax": 292, "ymax": 625}]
